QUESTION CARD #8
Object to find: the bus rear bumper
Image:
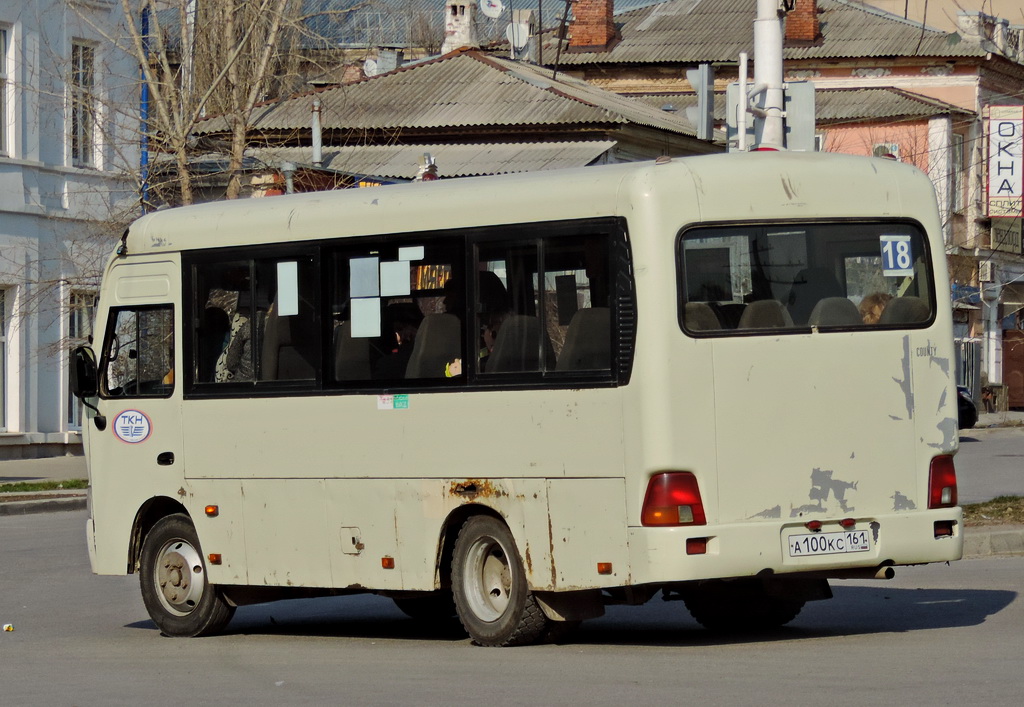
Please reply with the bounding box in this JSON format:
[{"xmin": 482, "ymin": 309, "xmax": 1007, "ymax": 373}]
[{"xmin": 626, "ymin": 509, "xmax": 964, "ymax": 586}]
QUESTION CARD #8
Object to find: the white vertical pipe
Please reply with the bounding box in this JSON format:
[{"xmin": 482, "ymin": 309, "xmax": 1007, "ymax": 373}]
[
  {"xmin": 311, "ymin": 97, "xmax": 323, "ymax": 167},
  {"xmin": 754, "ymin": 0, "xmax": 785, "ymax": 148},
  {"xmin": 738, "ymin": 52, "xmax": 749, "ymax": 151}
]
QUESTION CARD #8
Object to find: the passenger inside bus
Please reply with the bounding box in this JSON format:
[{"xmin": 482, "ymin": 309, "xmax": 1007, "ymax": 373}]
[
  {"xmin": 373, "ymin": 302, "xmax": 424, "ymax": 379},
  {"xmin": 859, "ymin": 292, "xmax": 893, "ymax": 325}
]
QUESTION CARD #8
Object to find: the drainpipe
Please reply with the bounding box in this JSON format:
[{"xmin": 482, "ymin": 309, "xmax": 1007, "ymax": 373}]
[
  {"xmin": 140, "ymin": 6, "xmax": 150, "ymax": 213},
  {"xmin": 281, "ymin": 162, "xmax": 296, "ymax": 194},
  {"xmin": 753, "ymin": 0, "xmax": 786, "ymax": 149}
]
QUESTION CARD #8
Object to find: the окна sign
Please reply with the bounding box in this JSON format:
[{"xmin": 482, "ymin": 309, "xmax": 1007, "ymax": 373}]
[{"xmin": 988, "ymin": 106, "xmax": 1024, "ymax": 218}]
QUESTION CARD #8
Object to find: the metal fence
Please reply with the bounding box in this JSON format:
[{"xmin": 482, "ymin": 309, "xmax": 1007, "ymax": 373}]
[{"xmin": 955, "ymin": 337, "xmax": 981, "ymax": 404}]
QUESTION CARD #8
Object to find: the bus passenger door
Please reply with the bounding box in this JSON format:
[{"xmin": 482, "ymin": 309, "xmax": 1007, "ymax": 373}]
[{"xmin": 86, "ymin": 260, "xmax": 183, "ymax": 576}]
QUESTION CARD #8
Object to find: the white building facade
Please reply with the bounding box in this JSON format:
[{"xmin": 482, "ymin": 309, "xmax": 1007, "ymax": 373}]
[{"xmin": 1, "ymin": 0, "xmax": 138, "ymax": 458}]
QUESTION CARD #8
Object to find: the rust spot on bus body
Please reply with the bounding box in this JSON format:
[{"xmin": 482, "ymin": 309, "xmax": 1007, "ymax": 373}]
[{"xmin": 449, "ymin": 479, "xmax": 507, "ymax": 500}]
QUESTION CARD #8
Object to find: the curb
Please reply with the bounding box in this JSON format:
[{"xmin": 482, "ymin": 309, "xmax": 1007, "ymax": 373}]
[
  {"xmin": 0, "ymin": 494, "xmax": 87, "ymax": 516},
  {"xmin": 963, "ymin": 525, "xmax": 1024, "ymax": 558}
]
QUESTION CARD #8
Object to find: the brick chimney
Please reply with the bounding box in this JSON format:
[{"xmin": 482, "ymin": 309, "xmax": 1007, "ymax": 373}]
[
  {"xmin": 569, "ymin": 0, "xmax": 619, "ymax": 52},
  {"xmin": 441, "ymin": 2, "xmax": 479, "ymax": 54},
  {"xmin": 785, "ymin": 0, "xmax": 821, "ymax": 45}
]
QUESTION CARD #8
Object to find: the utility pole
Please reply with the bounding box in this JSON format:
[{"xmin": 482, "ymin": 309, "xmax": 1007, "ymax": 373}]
[{"xmin": 752, "ymin": 0, "xmax": 786, "ymax": 149}]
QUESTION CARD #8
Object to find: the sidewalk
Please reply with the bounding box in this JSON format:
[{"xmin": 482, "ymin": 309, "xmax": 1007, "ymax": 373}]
[
  {"xmin": 975, "ymin": 409, "xmax": 1024, "ymax": 429},
  {"xmin": 1, "ymin": 452, "xmax": 1021, "ymax": 557},
  {"xmin": 0, "ymin": 455, "xmax": 88, "ymax": 516}
]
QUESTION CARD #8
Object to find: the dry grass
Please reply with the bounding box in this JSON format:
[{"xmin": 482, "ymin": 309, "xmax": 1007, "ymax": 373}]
[{"xmin": 963, "ymin": 496, "xmax": 1024, "ymax": 526}]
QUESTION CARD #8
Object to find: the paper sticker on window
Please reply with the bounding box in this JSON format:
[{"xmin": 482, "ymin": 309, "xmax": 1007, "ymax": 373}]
[
  {"xmin": 350, "ymin": 257, "xmax": 380, "ymax": 298},
  {"xmin": 350, "ymin": 297, "xmax": 381, "ymax": 337},
  {"xmin": 380, "ymin": 261, "xmax": 411, "ymax": 296},
  {"xmin": 880, "ymin": 234, "xmax": 914, "ymax": 277},
  {"xmin": 398, "ymin": 246, "xmax": 424, "ymax": 262},
  {"xmin": 276, "ymin": 261, "xmax": 299, "ymax": 316}
]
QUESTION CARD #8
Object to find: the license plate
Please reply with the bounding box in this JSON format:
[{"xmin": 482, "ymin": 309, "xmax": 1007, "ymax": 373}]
[{"xmin": 788, "ymin": 529, "xmax": 871, "ymax": 557}]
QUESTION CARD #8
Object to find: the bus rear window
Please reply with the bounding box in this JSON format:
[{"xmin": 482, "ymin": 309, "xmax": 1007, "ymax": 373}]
[{"xmin": 678, "ymin": 222, "xmax": 934, "ymax": 335}]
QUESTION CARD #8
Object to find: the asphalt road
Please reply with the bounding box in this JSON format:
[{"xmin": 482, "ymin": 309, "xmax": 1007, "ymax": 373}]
[
  {"xmin": 1, "ymin": 510, "xmax": 1022, "ymax": 705},
  {"xmin": 955, "ymin": 426, "xmax": 1024, "ymax": 503}
]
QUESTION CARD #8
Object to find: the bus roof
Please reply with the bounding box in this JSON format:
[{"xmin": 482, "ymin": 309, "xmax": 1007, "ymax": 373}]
[{"xmin": 123, "ymin": 152, "xmax": 937, "ymax": 256}]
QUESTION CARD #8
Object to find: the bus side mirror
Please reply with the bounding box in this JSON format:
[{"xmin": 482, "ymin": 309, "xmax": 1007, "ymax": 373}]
[{"xmin": 70, "ymin": 345, "xmax": 99, "ymax": 399}]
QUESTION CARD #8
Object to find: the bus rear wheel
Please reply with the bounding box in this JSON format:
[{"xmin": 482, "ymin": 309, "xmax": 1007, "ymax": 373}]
[
  {"xmin": 451, "ymin": 516, "xmax": 550, "ymax": 647},
  {"xmin": 683, "ymin": 580, "xmax": 804, "ymax": 632},
  {"xmin": 139, "ymin": 513, "xmax": 235, "ymax": 637}
]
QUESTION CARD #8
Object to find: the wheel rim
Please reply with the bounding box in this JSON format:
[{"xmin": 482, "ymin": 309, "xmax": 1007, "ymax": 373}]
[
  {"xmin": 462, "ymin": 534, "xmax": 513, "ymax": 623},
  {"xmin": 152, "ymin": 538, "xmax": 206, "ymax": 617}
]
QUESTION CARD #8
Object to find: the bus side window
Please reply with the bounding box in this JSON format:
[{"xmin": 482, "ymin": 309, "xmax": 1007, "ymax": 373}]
[
  {"xmin": 327, "ymin": 242, "xmax": 463, "ymax": 384},
  {"xmin": 101, "ymin": 306, "xmax": 174, "ymax": 398},
  {"xmin": 193, "ymin": 262, "xmax": 254, "ymax": 383},
  {"xmin": 256, "ymin": 257, "xmax": 318, "ymax": 382},
  {"xmin": 191, "ymin": 256, "xmax": 318, "ymax": 385},
  {"xmin": 475, "ymin": 232, "xmax": 611, "ymax": 375}
]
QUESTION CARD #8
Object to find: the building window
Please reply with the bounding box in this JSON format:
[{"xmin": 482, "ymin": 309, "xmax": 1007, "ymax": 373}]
[
  {"xmin": 1, "ymin": 27, "xmax": 9, "ymax": 156},
  {"xmin": 70, "ymin": 42, "xmax": 96, "ymax": 167},
  {"xmin": 67, "ymin": 291, "xmax": 96, "ymax": 428}
]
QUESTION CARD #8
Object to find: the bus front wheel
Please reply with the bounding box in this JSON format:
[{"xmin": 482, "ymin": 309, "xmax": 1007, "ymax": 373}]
[
  {"xmin": 139, "ymin": 513, "xmax": 235, "ymax": 637},
  {"xmin": 451, "ymin": 516, "xmax": 550, "ymax": 647}
]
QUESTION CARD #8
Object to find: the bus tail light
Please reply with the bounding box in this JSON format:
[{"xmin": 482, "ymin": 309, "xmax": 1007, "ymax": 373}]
[
  {"xmin": 642, "ymin": 472, "xmax": 706, "ymax": 526},
  {"xmin": 928, "ymin": 456, "xmax": 958, "ymax": 509}
]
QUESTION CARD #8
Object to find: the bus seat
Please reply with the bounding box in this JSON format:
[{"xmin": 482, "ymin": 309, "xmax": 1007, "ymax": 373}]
[
  {"xmin": 556, "ymin": 308, "xmax": 611, "ymax": 371},
  {"xmin": 405, "ymin": 313, "xmax": 461, "ymax": 378},
  {"xmin": 737, "ymin": 300, "xmax": 794, "ymax": 329},
  {"xmin": 487, "ymin": 315, "xmax": 555, "ymax": 373},
  {"xmin": 683, "ymin": 302, "xmax": 721, "ymax": 332},
  {"xmin": 808, "ymin": 297, "xmax": 862, "ymax": 327},
  {"xmin": 786, "ymin": 267, "xmax": 844, "ymax": 325},
  {"xmin": 712, "ymin": 302, "xmax": 746, "ymax": 329},
  {"xmin": 261, "ymin": 304, "xmax": 314, "ymax": 380},
  {"xmin": 879, "ymin": 296, "xmax": 930, "ymax": 325},
  {"xmin": 333, "ymin": 321, "xmax": 371, "ymax": 381}
]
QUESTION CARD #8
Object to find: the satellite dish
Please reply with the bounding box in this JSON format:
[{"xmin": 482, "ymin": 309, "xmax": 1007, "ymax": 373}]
[
  {"xmin": 363, "ymin": 58, "xmax": 378, "ymax": 77},
  {"xmin": 480, "ymin": 0, "xmax": 504, "ymax": 20},
  {"xmin": 506, "ymin": 23, "xmax": 530, "ymax": 50}
]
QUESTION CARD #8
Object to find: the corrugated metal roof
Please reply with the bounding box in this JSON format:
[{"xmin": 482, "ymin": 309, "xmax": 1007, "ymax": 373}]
[
  {"xmin": 549, "ymin": 0, "xmax": 991, "ymax": 66},
  {"xmin": 251, "ymin": 141, "xmax": 618, "ymax": 178},
  {"xmin": 195, "ymin": 50, "xmax": 698, "ymax": 136},
  {"xmin": 629, "ymin": 86, "xmax": 976, "ymax": 123},
  {"xmin": 813, "ymin": 87, "xmax": 975, "ymax": 122}
]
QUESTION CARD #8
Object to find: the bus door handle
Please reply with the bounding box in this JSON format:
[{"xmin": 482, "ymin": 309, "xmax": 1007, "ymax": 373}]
[{"xmin": 157, "ymin": 452, "xmax": 175, "ymax": 466}]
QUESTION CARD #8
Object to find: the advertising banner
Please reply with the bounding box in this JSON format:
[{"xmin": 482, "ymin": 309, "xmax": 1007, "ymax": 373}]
[{"xmin": 988, "ymin": 106, "xmax": 1024, "ymax": 218}]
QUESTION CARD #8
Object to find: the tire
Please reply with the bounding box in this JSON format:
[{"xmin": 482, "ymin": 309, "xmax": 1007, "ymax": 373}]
[
  {"xmin": 392, "ymin": 591, "xmax": 458, "ymax": 621},
  {"xmin": 451, "ymin": 515, "xmax": 550, "ymax": 647},
  {"xmin": 683, "ymin": 580, "xmax": 804, "ymax": 632},
  {"xmin": 139, "ymin": 513, "xmax": 235, "ymax": 637}
]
